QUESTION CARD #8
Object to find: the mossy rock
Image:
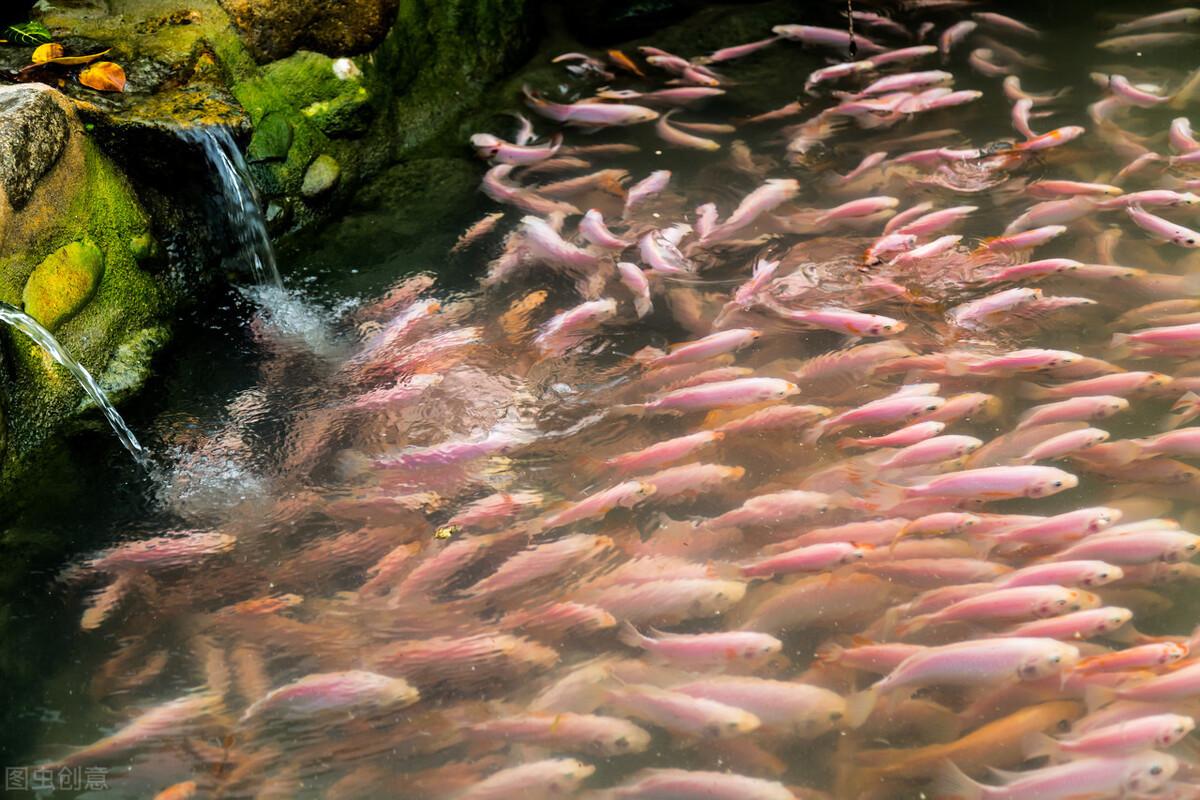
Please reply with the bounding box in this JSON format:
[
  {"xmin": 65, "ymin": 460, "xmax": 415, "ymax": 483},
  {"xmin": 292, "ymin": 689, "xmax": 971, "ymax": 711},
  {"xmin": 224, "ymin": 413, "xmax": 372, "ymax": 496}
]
[
  {"xmin": 301, "ymin": 153, "xmax": 340, "ymax": 197},
  {"xmin": 247, "ymin": 111, "xmax": 293, "ymax": 162},
  {"xmin": 21, "ymin": 240, "xmax": 105, "ymax": 331}
]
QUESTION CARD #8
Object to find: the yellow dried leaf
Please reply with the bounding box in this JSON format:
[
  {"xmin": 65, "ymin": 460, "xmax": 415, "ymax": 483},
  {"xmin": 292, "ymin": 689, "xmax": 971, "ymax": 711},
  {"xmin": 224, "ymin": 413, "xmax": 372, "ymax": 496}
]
[
  {"xmin": 44, "ymin": 48, "xmax": 110, "ymax": 67},
  {"xmin": 31, "ymin": 42, "xmax": 63, "ymax": 63},
  {"xmin": 78, "ymin": 61, "xmax": 125, "ymax": 92}
]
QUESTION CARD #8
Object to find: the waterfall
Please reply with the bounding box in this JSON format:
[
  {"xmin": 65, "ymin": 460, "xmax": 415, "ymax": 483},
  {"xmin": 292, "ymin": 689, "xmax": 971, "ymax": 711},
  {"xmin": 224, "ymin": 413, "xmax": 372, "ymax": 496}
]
[
  {"xmin": 180, "ymin": 126, "xmax": 284, "ymax": 289},
  {"xmin": 0, "ymin": 302, "xmax": 149, "ymax": 467}
]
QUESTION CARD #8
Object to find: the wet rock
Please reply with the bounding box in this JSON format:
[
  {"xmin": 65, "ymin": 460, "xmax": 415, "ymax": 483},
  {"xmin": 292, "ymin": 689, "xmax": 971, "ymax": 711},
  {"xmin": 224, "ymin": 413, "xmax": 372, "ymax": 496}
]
[
  {"xmin": 0, "ymin": 84, "xmax": 69, "ymax": 210},
  {"xmin": 22, "ymin": 240, "xmax": 105, "ymax": 331},
  {"xmin": 217, "ymin": 0, "xmax": 400, "ymax": 63},
  {"xmin": 301, "ymin": 154, "xmax": 340, "ymax": 198},
  {"xmin": 247, "ymin": 112, "xmax": 293, "ymax": 162}
]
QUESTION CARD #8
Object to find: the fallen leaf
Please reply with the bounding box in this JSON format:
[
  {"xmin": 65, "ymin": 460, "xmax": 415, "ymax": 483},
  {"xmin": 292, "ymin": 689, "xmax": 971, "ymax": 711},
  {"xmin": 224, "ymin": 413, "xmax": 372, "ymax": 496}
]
[
  {"xmin": 78, "ymin": 61, "xmax": 126, "ymax": 92},
  {"xmin": 31, "ymin": 43, "xmax": 63, "ymax": 63},
  {"xmin": 40, "ymin": 48, "xmax": 111, "ymax": 67}
]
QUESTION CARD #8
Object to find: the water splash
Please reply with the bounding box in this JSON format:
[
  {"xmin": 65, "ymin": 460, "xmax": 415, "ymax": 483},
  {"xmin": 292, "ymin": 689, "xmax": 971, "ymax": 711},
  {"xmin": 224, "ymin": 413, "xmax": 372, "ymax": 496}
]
[
  {"xmin": 0, "ymin": 302, "xmax": 150, "ymax": 467},
  {"xmin": 180, "ymin": 126, "xmax": 283, "ymax": 289}
]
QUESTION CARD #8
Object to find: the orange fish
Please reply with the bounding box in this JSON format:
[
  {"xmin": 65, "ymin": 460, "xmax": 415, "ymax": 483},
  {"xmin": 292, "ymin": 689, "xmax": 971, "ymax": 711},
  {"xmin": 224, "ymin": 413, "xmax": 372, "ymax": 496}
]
[{"xmin": 607, "ymin": 49, "xmax": 645, "ymax": 76}]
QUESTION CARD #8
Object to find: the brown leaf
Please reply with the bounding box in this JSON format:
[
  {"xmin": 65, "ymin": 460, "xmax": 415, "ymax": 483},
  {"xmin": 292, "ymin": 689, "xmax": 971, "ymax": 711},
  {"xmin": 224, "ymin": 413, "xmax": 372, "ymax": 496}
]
[
  {"xmin": 78, "ymin": 61, "xmax": 125, "ymax": 92},
  {"xmin": 43, "ymin": 48, "xmax": 111, "ymax": 67},
  {"xmin": 31, "ymin": 43, "xmax": 63, "ymax": 63}
]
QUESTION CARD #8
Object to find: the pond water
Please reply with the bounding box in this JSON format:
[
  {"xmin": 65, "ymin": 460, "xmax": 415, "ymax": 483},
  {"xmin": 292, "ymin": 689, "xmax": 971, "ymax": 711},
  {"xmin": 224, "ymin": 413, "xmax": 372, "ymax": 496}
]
[{"xmin": 6, "ymin": 1, "xmax": 1200, "ymax": 798}]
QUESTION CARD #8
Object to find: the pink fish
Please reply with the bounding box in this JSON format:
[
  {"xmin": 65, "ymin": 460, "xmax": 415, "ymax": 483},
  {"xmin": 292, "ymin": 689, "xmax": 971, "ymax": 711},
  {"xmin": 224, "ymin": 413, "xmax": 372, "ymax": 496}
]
[
  {"xmin": 1050, "ymin": 529, "xmax": 1200, "ymax": 565},
  {"xmin": 457, "ymin": 759, "xmax": 595, "ymax": 800},
  {"xmin": 466, "ymin": 713, "xmax": 650, "ymax": 756},
  {"xmin": 465, "ymin": 534, "xmax": 612, "ymax": 597},
  {"xmin": 1001, "ymin": 606, "xmax": 1132, "ymax": 640},
  {"xmin": 740, "ymin": 541, "xmax": 870, "ymax": 578},
  {"xmin": 771, "ymin": 306, "xmax": 906, "ymax": 336},
  {"xmin": 1171, "ymin": 117, "xmax": 1200, "ymax": 153},
  {"xmin": 656, "ymin": 109, "xmax": 721, "ymax": 151},
  {"xmin": 934, "ymin": 752, "xmax": 1176, "ymax": 800},
  {"xmin": 605, "ymin": 431, "xmax": 723, "ymax": 475},
  {"xmin": 543, "ymin": 481, "xmax": 655, "ymax": 529},
  {"xmin": 1075, "ymin": 642, "xmax": 1189, "ymax": 673},
  {"xmin": 605, "ymin": 768, "xmax": 795, "ymax": 800},
  {"xmin": 581, "ymin": 577, "xmax": 746, "ymax": 625},
  {"xmin": 579, "ymin": 209, "xmax": 632, "ymax": 249},
  {"xmin": 878, "ymin": 434, "xmax": 983, "ymax": 469},
  {"xmin": 874, "ymin": 465, "xmax": 1078, "ymax": 506},
  {"xmin": 772, "ymin": 24, "xmax": 887, "ymax": 54},
  {"xmin": 869, "ymin": 45, "xmax": 939, "ymax": 66},
  {"xmin": 534, "ymin": 298, "xmax": 617, "ymax": 355},
  {"xmin": 1021, "ymin": 427, "xmax": 1110, "ymax": 461},
  {"xmin": 707, "ymin": 489, "xmax": 854, "ymax": 530},
  {"xmin": 988, "ymin": 506, "xmax": 1118, "ymax": 551},
  {"xmin": 994, "ymin": 559, "xmax": 1123, "ymax": 589},
  {"xmin": 816, "ymin": 195, "xmax": 900, "ymax": 224},
  {"xmin": 973, "ymin": 11, "xmax": 1041, "ymax": 38},
  {"xmin": 702, "ymin": 36, "xmax": 782, "ymax": 64},
  {"xmin": 240, "ymin": 671, "xmax": 418, "ymax": 724},
  {"xmin": 616, "ymin": 262, "xmax": 652, "ymax": 318},
  {"xmin": 644, "ymin": 377, "xmax": 798, "ymax": 414},
  {"xmin": 979, "ymin": 224, "xmax": 1068, "ymax": 253},
  {"xmin": 1108, "ymin": 74, "xmax": 1171, "ymax": 107},
  {"xmin": 1021, "ymin": 372, "xmax": 1172, "ymax": 400},
  {"xmin": 471, "ymin": 132, "xmax": 562, "ymax": 165},
  {"xmin": 806, "ymin": 59, "xmax": 876, "ymax": 92},
  {"xmin": 1017, "ymin": 395, "xmax": 1129, "ymax": 429},
  {"xmin": 647, "ymin": 329, "xmax": 761, "ymax": 368},
  {"xmin": 940, "ymin": 20, "xmax": 978, "ymax": 56},
  {"xmin": 625, "ymin": 169, "xmax": 671, "ymax": 214},
  {"xmin": 811, "ymin": 393, "xmax": 946, "ymax": 443},
  {"xmin": 950, "ymin": 288, "xmax": 1041, "ymax": 328},
  {"xmin": 524, "ymin": 85, "xmax": 658, "ymax": 127},
  {"xmin": 606, "ymin": 683, "xmax": 761, "ymax": 738},
  {"xmin": 888, "ymin": 234, "xmax": 964, "ymax": 266},
  {"xmin": 447, "ymin": 491, "xmax": 544, "ymax": 530},
  {"xmin": 1126, "ymin": 205, "xmax": 1200, "ymax": 247},
  {"xmin": 1026, "ymin": 712, "xmax": 1193, "ymax": 759},
  {"xmin": 714, "ymin": 404, "xmax": 831, "ymax": 436},
  {"xmin": 672, "ymin": 677, "xmax": 846, "ymax": 738},
  {"xmin": 705, "ymin": 178, "xmax": 799, "ymax": 241},
  {"xmin": 617, "ymin": 623, "xmax": 781, "ymax": 667},
  {"xmin": 839, "ymin": 420, "xmax": 946, "ymax": 450}
]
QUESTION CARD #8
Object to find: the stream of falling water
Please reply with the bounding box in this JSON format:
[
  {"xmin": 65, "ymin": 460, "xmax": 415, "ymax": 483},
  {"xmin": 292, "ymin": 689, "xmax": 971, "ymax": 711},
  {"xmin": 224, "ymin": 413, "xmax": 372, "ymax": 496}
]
[
  {"xmin": 0, "ymin": 302, "xmax": 150, "ymax": 468},
  {"xmin": 181, "ymin": 126, "xmax": 285, "ymax": 290}
]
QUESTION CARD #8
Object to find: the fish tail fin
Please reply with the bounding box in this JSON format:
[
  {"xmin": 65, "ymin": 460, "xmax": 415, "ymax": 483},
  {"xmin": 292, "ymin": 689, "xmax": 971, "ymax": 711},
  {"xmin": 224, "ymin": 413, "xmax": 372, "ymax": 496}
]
[
  {"xmin": 632, "ymin": 346, "xmax": 667, "ymax": 366},
  {"xmin": 617, "ymin": 621, "xmax": 648, "ymax": 650},
  {"xmin": 803, "ymin": 419, "xmax": 831, "ymax": 444},
  {"xmin": 1020, "ymin": 731, "xmax": 1060, "ymax": 761},
  {"xmin": 836, "ymin": 436, "xmax": 864, "ymax": 451},
  {"xmin": 862, "ymin": 481, "xmax": 909, "ymax": 512},
  {"xmin": 1016, "ymin": 382, "xmax": 1053, "ymax": 401},
  {"xmin": 814, "ymin": 640, "xmax": 844, "ymax": 664},
  {"xmin": 1109, "ymin": 333, "xmax": 1133, "ymax": 358},
  {"xmin": 1084, "ymin": 684, "xmax": 1118, "ymax": 713},
  {"xmin": 1164, "ymin": 391, "xmax": 1200, "ymax": 430},
  {"xmin": 844, "ymin": 686, "xmax": 880, "ymax": 729},
  {"xmin": 931, "ymin": 760, "xmax": 987, "ymax": 800},
  {"xmin": 943, "ymin": 356, "xmax": 971, "ymax": 377}
]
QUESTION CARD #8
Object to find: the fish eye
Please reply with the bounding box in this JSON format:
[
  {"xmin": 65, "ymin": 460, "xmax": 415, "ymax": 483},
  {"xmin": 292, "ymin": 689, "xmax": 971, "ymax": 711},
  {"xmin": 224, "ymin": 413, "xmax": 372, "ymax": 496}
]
[
  {"xmin": 1151, "ymin": 765, "xmax": 1164, "ymax": 776},
  {"xmin": 1053, "ymin": 481, "xmax": 1063, "ymax": 488},
  {"xmin": 926, "ymin": 404, "xmax": 939, "ymax": 412},
  {"xmin": 1057, "ymin": 599, "xmax": 1067, "ymax": 606},
  {"xmin": 830, "ymin": 711, "xmax": 844, "ymax": 721},
  {"xmin": 614, "ymin": 737, "xmax": 628, "ymax": 749},
  {"xmin": 1050, "ymin": 654, "xmax": 1061, "ymax": 663},
  {"xmin": 1057, "ymin": 718, "xmax": 1072, "ymax": 731}
]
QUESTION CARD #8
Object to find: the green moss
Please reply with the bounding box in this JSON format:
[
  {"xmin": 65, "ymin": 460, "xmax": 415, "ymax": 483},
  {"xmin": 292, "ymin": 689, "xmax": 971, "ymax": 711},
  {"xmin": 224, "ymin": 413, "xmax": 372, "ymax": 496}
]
[
  {"xmin": 231, "ymin": 51, "xmax": 368, "ymax": 195},
  {"xmin": 22, "ymin": 240, "xmax": 105, "ymax": 331},
  {"xmin": 1, "ymin": 139, "xmax": 166, "ymax": 476}
]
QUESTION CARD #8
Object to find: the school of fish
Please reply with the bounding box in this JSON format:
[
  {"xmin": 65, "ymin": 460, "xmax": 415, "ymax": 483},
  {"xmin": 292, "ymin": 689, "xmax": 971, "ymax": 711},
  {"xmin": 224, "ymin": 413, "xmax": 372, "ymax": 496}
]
[{"xmin": 40, "ymin": 2, "xmax": 1200, "ymax": 798}]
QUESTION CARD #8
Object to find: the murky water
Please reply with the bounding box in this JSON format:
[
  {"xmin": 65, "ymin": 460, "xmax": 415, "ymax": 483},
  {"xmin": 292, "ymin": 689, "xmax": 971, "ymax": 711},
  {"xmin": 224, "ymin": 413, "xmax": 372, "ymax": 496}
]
[{"xmin": 8, "ymin": 1, "xmax": 1200, "ymax": 798}]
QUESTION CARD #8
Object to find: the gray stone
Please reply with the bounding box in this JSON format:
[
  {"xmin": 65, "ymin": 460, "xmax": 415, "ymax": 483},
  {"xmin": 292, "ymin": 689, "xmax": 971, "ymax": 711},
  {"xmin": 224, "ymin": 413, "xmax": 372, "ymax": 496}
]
[
  {"xmin": 301, "ymin": 154, "xmax": 340, "ymax": 198},
  {"xmin": 0, "ymin": 84, "xmax": 69, "ymax": 210}
]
